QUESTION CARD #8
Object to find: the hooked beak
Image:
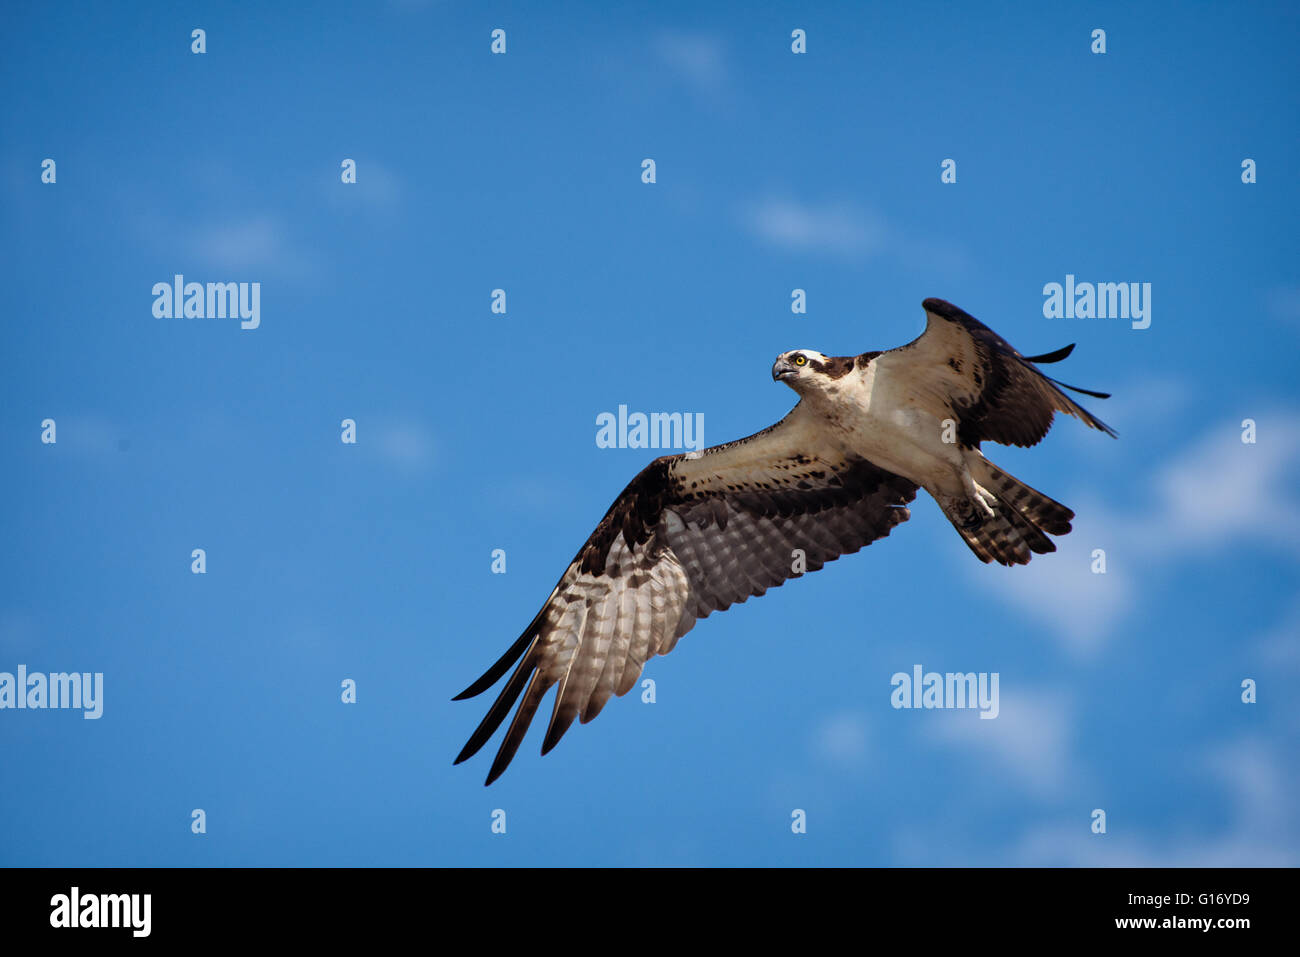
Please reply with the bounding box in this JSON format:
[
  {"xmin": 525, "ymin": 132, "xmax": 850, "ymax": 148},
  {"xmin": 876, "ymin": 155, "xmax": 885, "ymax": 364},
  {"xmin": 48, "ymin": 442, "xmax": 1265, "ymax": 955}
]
[{"xmin": 772, "ymin": 357, "xmax": 795, "ymax": 381}]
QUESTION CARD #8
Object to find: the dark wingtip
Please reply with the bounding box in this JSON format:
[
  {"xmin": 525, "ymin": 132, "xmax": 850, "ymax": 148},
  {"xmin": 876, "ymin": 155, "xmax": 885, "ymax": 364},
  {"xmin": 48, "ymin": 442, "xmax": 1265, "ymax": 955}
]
[
  {"xmin": 540, "ymin": 714, "xmax": 577, "ymax": 756},
  {"xmin": 1084, "ymin": 409, "xmax": 1119, "ymax": 439},
  {"xmin": 453, "ymin": 628, "xmax": 537, "ymax": 701},
  {"xmin": 1023, "ymin": 343, "xmax": 1076, "ymax": 364},
  {"xmin": 922, "ymin": 296, "xmax": 959, "ymax": 317},
  {"xmin": 1050, "ymin": 377, "xmax": 1111, "ymax": 400},
  {"xmin": 921, "ymin": 297, "xmax": 990, "ymax": 330},
  {"xmin": 485, "ymin": 755, "xmax": 511, "ymax": 786},
  {"xmin": 453, "ymin": 642, "xmax": 540, "ymax": 774}
]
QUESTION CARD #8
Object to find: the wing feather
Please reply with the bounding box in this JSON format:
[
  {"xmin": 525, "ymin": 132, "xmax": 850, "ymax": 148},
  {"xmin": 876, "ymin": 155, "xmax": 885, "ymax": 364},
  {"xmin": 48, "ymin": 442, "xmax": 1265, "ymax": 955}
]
[
  {"xmin": 486, "ymin": 668, "xmax": 550, "ymax": 786},
  {"xmin": 539, "ymin": 595, "xmax": 592, "ymax": 755},
  {"xmin": 553, "ymin": 585, "xmax": 618, "ymax": 734},
  {"xmin": 455, "ymin": 403, "xmax": 917, "ymax": 783},
  {"xmin": 581, "ymin": 575, "xmax": 639, "ymax": 723},
  {"xmin": 878, "ymin": 298, "xmax": 1117, "ymax": 448}
]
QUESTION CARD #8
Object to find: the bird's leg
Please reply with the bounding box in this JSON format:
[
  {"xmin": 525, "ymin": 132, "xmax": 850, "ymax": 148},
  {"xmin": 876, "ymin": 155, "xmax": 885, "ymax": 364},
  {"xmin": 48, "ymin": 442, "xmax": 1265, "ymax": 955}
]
[{"xmin": 960, "ymin": 471, "xmax": 998, "ymax": 523}]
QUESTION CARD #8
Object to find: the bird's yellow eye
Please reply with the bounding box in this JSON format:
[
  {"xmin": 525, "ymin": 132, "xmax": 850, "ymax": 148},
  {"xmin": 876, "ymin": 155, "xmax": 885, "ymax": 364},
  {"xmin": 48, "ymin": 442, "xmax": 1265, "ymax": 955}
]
[{"xmin": 793, "ymin": 355, "xmax": 807, "ymax": 366}]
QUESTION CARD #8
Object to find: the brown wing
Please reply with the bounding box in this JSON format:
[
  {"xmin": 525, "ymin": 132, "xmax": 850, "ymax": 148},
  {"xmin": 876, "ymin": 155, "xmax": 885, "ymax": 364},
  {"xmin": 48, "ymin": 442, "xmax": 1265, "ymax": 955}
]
[
  {"xmin": 453, "ymin": 402, "xmax": 918, "ymax": 785},
  {"xmin": 877, "ymin": 297, "xmax": 1117, "ymax": 448}
]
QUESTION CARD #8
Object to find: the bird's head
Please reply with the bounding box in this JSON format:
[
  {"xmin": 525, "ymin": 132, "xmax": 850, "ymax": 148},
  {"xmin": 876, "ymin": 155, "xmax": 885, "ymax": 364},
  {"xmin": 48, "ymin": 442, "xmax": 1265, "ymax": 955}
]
[{"xmin": 772, "ymin": 349, "xmax": 831, "ymax": 395}]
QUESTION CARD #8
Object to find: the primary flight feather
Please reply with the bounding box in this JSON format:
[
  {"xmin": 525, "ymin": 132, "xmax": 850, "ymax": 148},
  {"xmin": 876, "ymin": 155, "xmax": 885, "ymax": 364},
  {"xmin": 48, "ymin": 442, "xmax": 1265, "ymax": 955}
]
[{"xmin": 455, "ymin": 298, "xmax": 1117, "ymax": 784}]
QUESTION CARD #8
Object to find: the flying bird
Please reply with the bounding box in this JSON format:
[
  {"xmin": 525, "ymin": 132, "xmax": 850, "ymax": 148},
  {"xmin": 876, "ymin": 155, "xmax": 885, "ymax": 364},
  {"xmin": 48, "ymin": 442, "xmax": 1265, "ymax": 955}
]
[{"xmin": 455, "ymin": 297, "xmax": 1117, "ymax": 784}]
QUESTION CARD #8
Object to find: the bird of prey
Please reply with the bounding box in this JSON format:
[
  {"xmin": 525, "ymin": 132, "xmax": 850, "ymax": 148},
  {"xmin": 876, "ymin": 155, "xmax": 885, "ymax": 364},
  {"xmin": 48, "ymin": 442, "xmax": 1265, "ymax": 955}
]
[{"xmin": 455, "ymin": 297, "xmax": 1116, "ymax": 784}]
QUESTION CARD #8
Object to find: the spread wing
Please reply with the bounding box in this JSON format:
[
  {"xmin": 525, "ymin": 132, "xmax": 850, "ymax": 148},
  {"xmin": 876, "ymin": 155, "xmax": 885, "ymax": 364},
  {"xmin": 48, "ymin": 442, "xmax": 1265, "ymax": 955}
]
[
  {"xmin": 874, "ymin": 297, "xmax": 1117, "ymax": 448},
  {"xmin": 453, "ymin": 402, "xmax": 918, "ymax": 784}
]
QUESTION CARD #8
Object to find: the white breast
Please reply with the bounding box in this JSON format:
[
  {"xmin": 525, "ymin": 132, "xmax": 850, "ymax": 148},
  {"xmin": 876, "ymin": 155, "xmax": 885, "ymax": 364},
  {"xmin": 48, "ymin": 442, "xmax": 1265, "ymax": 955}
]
[{"xmin": 838, "ymin": 361, "xmax": 964, "ymax": 486}]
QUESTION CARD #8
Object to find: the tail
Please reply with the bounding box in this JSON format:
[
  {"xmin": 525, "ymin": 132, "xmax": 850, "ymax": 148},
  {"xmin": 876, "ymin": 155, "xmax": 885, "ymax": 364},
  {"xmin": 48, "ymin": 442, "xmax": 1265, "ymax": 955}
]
[{"xmin": 941, "ymin": 458, "xmax": 1075, "ymax": 566}]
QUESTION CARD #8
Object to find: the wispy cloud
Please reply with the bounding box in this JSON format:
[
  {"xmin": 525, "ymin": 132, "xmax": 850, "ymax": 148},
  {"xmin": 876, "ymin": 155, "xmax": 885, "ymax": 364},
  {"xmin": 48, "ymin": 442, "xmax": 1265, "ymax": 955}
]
[
  {"xmin": 1087, "ymin": 375, "xmax": 1191, "ymax": 433},
  {"xmin": 187, "ymin": 215, "xmax": 317, "ymax": 279},
  {"xmin": 1153, "ymin": 416, "xmax": 1300, "ymax": 552},
  {"xmin": 1010, "ymin": 736, "xmax": 1299, "ymax": 866},
  {"xmin": 0, "ymin": 611, "xmax": 39, "ymax": 655},
  {"xmin": 1253, "ymin": 597, "xmax": 1300, "ymax": 671},
  {"xmin": 1265, "ymin": 285, "xmax": 1300, "ymax": 326},
  {"xmin": 743, "ymin": 198, "xmax": 886, "ymax": 259},
  {"xmin": 324, "ymin": 159, "xmax": 402, "ymax": 213},
  {"xmin": 974, "ymin": 504, "xmax": 1135, "ymax": 656},
  {"xmin": 372, "ymin": 421, "xmax": 436, "ymax": 475},
  {"xmin": 927, "ymin": 690, "xmax": 1075, "ymax": 799},
  {"xmin": 812, "ymin": 710, "xmax": 872, "ymax": 769},
  {"xmin": 652, "ymin": 32, "xmax": 729, "ymax": 99},
  {"xmin": 46, "ymin": 413, "xmax": 130, "ymax": 460},
  {"xmin": 740, "ymin": 195, "xmax": 969, "ymax": 275},
  {"xmin": 978, "ymin": 411, "xmax": 1300, "ymax": 653},
  {"xmin": 129, "ymin": 188, "xmax": 319, "ymax": 281}
]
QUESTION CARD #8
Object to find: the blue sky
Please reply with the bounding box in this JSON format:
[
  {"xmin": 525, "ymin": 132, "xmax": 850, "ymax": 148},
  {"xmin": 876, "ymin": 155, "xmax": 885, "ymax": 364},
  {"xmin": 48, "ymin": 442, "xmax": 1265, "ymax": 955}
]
[{"xmin": 2, "ymin": 1, "xmax": 1297, "ymax": 866}]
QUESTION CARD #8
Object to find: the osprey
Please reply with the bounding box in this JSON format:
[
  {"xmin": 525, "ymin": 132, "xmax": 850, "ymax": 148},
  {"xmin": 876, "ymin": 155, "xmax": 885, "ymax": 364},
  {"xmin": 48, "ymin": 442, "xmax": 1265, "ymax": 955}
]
[{"xmin": 455, "ymin": 298, "xmax": 1116, "ymax": 784}]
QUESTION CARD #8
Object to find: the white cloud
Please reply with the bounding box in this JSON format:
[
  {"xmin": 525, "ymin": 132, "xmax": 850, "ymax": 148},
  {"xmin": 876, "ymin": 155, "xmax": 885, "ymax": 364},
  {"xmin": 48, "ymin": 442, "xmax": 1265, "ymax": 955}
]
[
  {"xmin": 740, "ymin": 196, "xmax": 969, "ymax": 275},
  {"xmin": 1265, "ymin": 285, "xmax": 1300, "ymax": 325},
  {"xmin": 188, "ymin": 215, "xmax": 316, "ymax": 278},
  {"xmin": 812, "ymin": 711, "xmax": 871, "ymax": 768},
  {"xmin": 1010, "ymin": 736, "xmax": 1299, "ymax": 866},
  {"xmin": 130, "ymin": 198, "xmax": 317, "ymax": 280},
  {"xmin": 49, "ymin": 414, "xmax": 128, "ymax": 459},
  {"xmin": 927, "ymin": 690, "xmax": 1074, "ymax": 799},
  {"xmin": 0, "ymin": 611, "xmax": 39, "ymax": 655},
  {"xmin": 652, "ymin": 33, "xmax": 729, "ymax": 99},
  {"xmin": 1204, "ymin": 738, "xmax": 1290, "ymax": 837},
  {"xmin": 1089, "ymin": 375, "xmax": 1191, "ymax": 432},
  {"xmin": 373, "ymin": 422, "xmax": 436, "ymax": 475},
  {"xmin": 1152, "ymin": 417, "xmax": 1300, "ymax": 552},
  {"xmin": 324, "ymin": 160, "xmax": 402, "ymax": 212},
  {"xmin": 1009, "ymin": 821, "xmax": 1299, "ymax": 867},
  {"xmin": 973, "ymin": 504, "xmax": 1134, "ymax": 656},
  {"xmin": 743, "ymin": 198, "xmax": 885, "ymax": 258},
  {"xmin": 977, "ymin": 412, "xmax": 1300, "ymax": 653},
  {"xmin": 1253, "ymin": 598, "xmax": 1300, "ymax": 673}
]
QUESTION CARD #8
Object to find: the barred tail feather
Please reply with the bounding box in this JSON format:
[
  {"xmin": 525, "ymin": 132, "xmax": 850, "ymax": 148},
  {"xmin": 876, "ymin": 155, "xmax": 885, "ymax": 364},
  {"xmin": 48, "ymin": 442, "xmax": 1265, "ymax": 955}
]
[
  {"xmin": 942, "ymin": 458, "xmax": 1074, "ymax": 566},
  {"xmin": 944, "ymin": 500, "xmax": 1054, "ymax": 566},
  {"xmin": 971, "ymin": 458, "xmax": 1073, "ymax": 536}
]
